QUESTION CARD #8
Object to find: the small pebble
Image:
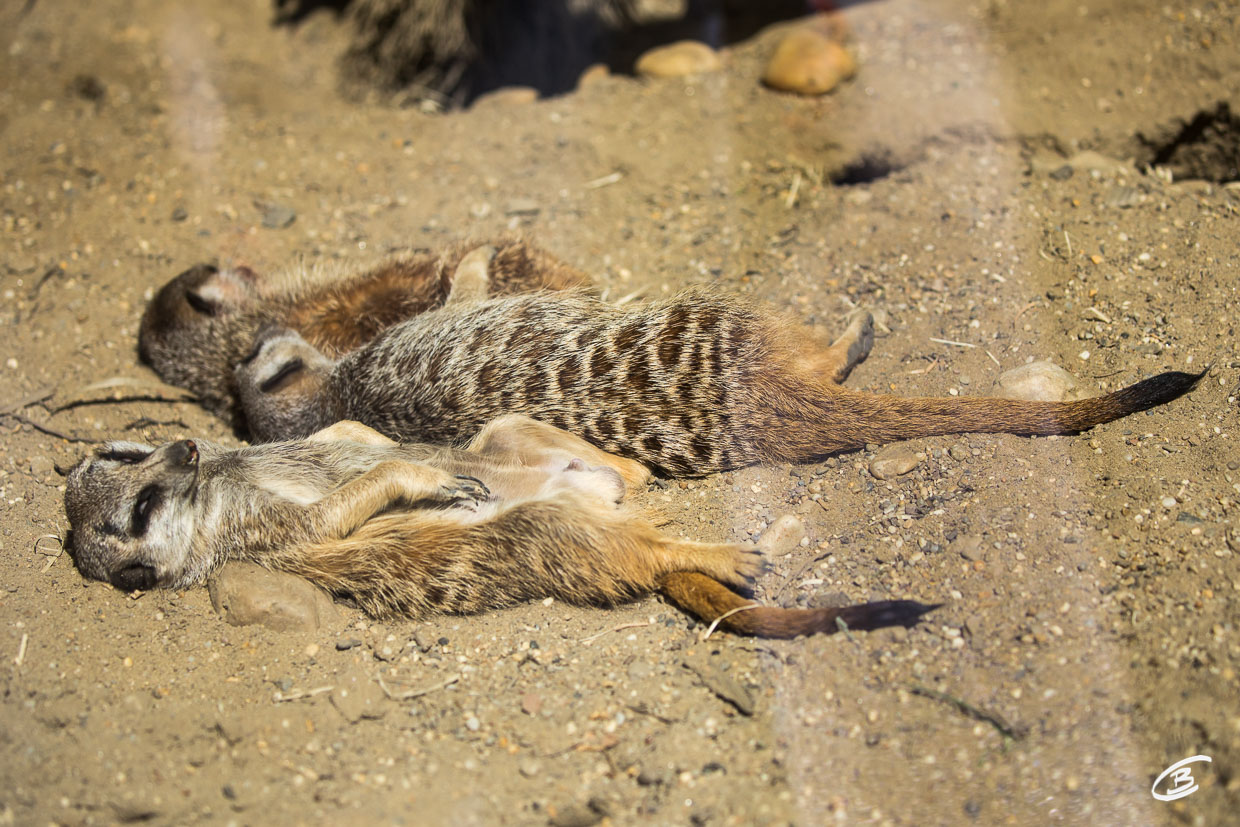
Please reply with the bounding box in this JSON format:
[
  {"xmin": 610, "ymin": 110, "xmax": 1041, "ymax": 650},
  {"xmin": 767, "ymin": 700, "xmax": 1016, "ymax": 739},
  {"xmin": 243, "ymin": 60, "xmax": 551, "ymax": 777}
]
[
  {"xmin": 505, "ymin": 198, "xmax": 540, "ymax": 216},
  {"xmin": 756, "ymin": 514, "xmax": 806, "ymax": 556},
  {"xmin": 28, "ymin": 455, "xmax": 55, "ymax": 478},
  {"xmin": 868, "ymin": 445, "xmax": 920, "ymax": 480},
  {"xmin": 577, "ymin": 63, "xmax": 609, "ymax": 89},
  {"xmin": 635, "ymin": 41, "xmax": 721, "ymax": 78},
  {"xmin": 258, "ymin": 202, "xmax": 296, "ymax": 229},
  {"xmin": 335, "ymin": 637, "xmax": 362, "ymax": 651},
  {"xmin": 951, "ymin": 535, "xmax": 985, "ymax": 562},
  {"xmin": 521, "ymin": 692, "xmax": 543, "ymax": 716},
  {"xmin": 519, "ymin": 758, "xmax": 541, "ymax": 778},
  {"xmin": 1161, "ymin": 496, "xmax": 1177, "ymax": 508}
]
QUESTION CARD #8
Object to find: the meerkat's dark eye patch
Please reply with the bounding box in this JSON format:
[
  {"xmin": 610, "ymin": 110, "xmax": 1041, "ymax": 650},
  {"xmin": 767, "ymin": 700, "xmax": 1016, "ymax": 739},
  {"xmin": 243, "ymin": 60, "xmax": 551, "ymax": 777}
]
[
  {"xmin": 185, "ymin": 289, "xmax": 219, "ymax": 316},
  {"xmin": 99, "ymin": 447, "xmax": 152, "ymax": 464},
  {"xmin": 260, "ymin": 358, "xmax": 305, "ymax": 394},
  {"xmin": 132, "ymin": 485, "xmax": 161, "ymax": 536}
]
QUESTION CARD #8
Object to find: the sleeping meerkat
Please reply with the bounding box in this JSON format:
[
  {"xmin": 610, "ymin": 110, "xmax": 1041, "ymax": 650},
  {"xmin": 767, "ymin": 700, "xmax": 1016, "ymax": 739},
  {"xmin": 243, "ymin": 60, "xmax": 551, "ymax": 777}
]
[
  {"xmin": 232, "ymin": 258, "xmax": 1203, "ymax": 476},
  {"xmin": 138, "ymin": 237, "xmax": 588, "ymax": 425},
  {"xmin": 63, "ymin": 416, "xmax": 934, "ymax": 636}
]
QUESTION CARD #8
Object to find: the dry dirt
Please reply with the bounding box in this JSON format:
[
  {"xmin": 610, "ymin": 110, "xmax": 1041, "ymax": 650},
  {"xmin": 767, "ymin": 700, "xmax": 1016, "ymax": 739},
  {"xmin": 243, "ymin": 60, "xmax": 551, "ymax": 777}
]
[{"xmin": 1, "ymin": 1, "xmax": 1238, "ymax": 824}]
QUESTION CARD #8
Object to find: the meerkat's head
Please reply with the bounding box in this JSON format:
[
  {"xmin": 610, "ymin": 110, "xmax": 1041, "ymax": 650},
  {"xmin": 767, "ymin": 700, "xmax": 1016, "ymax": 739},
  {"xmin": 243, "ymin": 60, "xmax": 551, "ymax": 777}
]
[
  {"xmin": 234, "ymin": 324, "xmax": 336, "ymax": 442},
  {"xmin": 64, "ymin": 439, "xmax": 205, "ymax": 591},
  {"xmin": 138, "ymin": 263, "xmax": 261, "ymax": 415}
]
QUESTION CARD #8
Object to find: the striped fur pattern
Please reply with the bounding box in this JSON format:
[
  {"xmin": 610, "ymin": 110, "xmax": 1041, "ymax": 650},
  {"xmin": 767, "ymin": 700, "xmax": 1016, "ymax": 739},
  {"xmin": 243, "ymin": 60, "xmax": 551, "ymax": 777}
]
[{"xmin": 237, "ymin": 289, "xmax": 1204, "ymax": 476}]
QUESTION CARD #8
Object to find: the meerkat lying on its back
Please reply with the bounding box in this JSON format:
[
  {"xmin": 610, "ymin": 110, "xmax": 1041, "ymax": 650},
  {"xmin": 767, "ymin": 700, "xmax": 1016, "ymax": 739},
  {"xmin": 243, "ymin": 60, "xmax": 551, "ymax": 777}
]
[
  {"xmin": 65, "ymin": 415, "xmax": 934, "ymax": 635},
  {"xmin": 138, "ymin": 237, "xmax": 588, "ymax": 426},
  {"xmin": 234, "ymin": 262, "xmax": 1204, "ymax": 475}
]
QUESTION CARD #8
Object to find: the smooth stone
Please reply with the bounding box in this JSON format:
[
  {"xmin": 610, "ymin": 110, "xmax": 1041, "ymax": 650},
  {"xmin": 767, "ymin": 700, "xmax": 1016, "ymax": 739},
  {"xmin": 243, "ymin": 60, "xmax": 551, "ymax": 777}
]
[
  {"xmin": 762, "ymin": 28, "xmax": 856, "ymax": 95},
  {"xmin": 207, "ymin": 562, "xmax": 337, "ymax": 633},
  {"xmin": 330, "ymin": 666, "xmax": 387, "ymax": 723},
  {"xmin": 994, "ymin": 360, "xmax": 1086, "ymax": 402},
  {"xmin": 951, "ymin": 535, "xmax": 985, "ymax": 562},
  {"xmin": 756, "ymin": 514, "xmax": 806, "ymax": 556},
  {"xmin": 29, "ymin": 455, "xmax": 55, "ymax": 478},
  {"xmin": 257, "ymin": 202, "xmax": 296, "ymax": 229},
  {"xmin": 635, "ymin": 41, "xmax": 721, "ymax": 78},
  {"xmin": 868, "ymin": 445, "xmax": 920, "ymax": 480}
]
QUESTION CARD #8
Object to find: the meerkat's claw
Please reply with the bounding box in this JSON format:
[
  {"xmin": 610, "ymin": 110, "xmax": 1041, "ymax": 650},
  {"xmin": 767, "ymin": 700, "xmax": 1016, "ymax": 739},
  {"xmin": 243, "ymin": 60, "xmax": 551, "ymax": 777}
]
[
  {"xmin": 724, "ymin": 545, "xmax": 769, "ymax": 589},
  {"xmin": 442, "ymin": 474, "xmax": 491, "ymax": 508}
]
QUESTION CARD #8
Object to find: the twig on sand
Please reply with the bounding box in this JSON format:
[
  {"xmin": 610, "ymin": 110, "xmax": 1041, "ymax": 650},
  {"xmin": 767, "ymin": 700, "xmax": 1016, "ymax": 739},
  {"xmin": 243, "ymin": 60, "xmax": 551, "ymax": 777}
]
[
  {"xmin": 377, "ymin": 673, "xmax": 459, "ymax": 701},
  {"xmin": 580, "ymin": 620, "xmax": 651, "ymax": 644},
  {"xmin": 14, "ymin": 633, "xmax": 29, "ymax": 668},
  {"xmin": 273, "ymin": 685, "xmax": 335, "ymax": 703},
  {"xmin": 929, "ymin": 337, "xmax": 977, "ymax": 349},
  {"xmin": 0, "ymin": 388, "xmax": 55, "ymax": 416},
  {"xmin": 34, "ymin": 534, "xmax": 64, "ymax": 573},
  {"xmin": 909, "ymin": 684, "xmax": 1027, "ymax": 740},
  {"xmin": 700, "ymin": 603, "xmax": 759, "ymax": 640},
  {"xmin": 0, "ymin": 411, "xmax": 95, "ymax": 444}
]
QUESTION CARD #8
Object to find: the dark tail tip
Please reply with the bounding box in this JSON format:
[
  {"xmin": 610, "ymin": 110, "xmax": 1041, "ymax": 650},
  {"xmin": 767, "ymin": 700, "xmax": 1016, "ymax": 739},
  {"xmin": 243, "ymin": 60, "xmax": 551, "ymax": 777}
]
[
  {"xmin": 1121, "ymin": 368, "xmax": 1207, "ymax": 412},
  {"xmin": 835, "ymin": 600, "xmax": 942, "ymax": 631}
]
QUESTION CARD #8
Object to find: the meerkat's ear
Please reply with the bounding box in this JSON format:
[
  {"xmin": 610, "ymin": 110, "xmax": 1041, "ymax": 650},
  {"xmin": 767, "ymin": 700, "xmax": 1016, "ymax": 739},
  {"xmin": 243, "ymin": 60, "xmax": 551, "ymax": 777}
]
[{"xmin": 185, "ymin": 265, "xmax": 258, "ymax": 316}]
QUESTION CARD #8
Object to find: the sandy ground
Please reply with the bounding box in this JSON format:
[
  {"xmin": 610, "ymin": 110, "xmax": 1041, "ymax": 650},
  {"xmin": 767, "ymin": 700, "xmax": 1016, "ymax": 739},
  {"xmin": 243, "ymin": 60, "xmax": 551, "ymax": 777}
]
[{"xmin": 1, "ymin": 0, "xmax": 1237, "ymax": 824}]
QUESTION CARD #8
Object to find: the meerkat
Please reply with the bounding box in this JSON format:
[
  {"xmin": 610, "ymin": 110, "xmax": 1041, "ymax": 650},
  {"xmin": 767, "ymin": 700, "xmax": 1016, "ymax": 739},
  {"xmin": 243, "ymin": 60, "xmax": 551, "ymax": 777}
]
[
  {"xmin": 233, "ymin": 270, "xmax": 1204, "ymax": 475},
  {"xmin": 64, "ymin": 416, "xmax": 933, "ymax": 636},
  {"xmin": 138, "ymin": 237, "xmax": 588, "ymax": 425}
]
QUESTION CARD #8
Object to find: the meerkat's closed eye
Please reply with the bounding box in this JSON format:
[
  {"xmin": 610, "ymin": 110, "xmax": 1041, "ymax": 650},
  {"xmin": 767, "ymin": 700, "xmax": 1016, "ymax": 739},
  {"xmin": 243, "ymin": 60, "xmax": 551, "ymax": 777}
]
[
  {"xmin": 132, "ymin": 485, "xmax": 161, "ymax": 536},
  {"xmin": 185, "ymin": 289, "xmax": 219, "ymax": 316},
  {"xmin": 260, "ymin": 358, "xmax": 305, "ymax": 394},
  {"xmin": 99, "ymin": 447, "xmax": 152, "ymax": 464}
]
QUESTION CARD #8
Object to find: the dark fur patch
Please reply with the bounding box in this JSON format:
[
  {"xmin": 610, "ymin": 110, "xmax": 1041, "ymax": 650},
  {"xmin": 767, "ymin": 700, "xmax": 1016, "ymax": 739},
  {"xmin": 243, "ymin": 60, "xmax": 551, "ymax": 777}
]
[
  {"xmin": 614, "ymin": 320, "xmax": 644, "ymax": 353},
  {"xmin": 656, "ymin": 306, "xmax": 691, "ymax": 368},
  {"xmin": 589, "ymin": 344, "xmax": 614, "ymax": 377},
  {"xmin": 557, "ymin": 355, "xmax": 581, "ymax": 392}
]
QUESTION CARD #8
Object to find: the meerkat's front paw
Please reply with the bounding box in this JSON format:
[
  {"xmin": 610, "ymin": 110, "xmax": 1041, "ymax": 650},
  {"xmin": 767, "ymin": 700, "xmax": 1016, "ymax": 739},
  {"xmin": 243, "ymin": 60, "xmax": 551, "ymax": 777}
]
[
  {"xmin": 440, "ymin": 474, "xmax": 491, "ymax": 509},
  {"xmin": 721, "ymin": 545, "xmax": 770, "ymax": 590}
]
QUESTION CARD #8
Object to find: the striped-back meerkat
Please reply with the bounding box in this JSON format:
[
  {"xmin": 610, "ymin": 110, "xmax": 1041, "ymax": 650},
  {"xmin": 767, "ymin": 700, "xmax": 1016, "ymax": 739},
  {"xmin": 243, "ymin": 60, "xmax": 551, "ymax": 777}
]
[
  {"xmin": 138, "ymin": 237, "xmax": 587, "ymax": 426},
  {"xmin": 63, "ymin": 416, "xmax": 933, "ymax": 636},
  {"xmin": 233, "ymin": 249, "xmax": 1203, "ymax": 476}
]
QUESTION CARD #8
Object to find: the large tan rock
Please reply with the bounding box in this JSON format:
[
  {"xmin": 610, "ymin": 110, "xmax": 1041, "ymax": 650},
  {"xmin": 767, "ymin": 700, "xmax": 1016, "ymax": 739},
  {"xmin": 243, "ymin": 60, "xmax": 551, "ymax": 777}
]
[
  {"xmin": 763, "ymin": 28, "xmax": 856, "ymax": 96},
  {"xmin": 207, "ymin": 561, "xmax": 338, "ymax": 633},
  {"xmin": 994, "ymin": 360, "xmax": 1088, "ymax": 402}
]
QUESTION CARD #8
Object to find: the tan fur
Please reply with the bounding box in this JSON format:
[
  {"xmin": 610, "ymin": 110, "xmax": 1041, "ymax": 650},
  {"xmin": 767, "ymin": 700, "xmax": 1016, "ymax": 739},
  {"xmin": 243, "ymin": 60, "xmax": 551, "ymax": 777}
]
[{"xmin": 64, "ymin": 416, "xmax": 932, "ymax": 635}]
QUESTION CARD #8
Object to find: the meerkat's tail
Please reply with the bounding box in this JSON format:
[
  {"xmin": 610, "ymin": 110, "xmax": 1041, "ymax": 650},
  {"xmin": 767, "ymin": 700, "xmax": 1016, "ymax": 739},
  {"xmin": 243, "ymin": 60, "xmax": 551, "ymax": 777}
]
[
  {"xmin": 658, "ymin": 572, "xmax": 938, "ymax": 639},
  {"xmin": 761, "ymin": 369, "xmax": 1205, "ymax": 460}
]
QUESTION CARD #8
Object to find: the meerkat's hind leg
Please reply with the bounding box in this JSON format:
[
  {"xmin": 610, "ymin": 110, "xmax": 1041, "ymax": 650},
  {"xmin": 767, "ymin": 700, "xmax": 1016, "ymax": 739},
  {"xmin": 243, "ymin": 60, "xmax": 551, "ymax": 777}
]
[
  {"xmin": 445, "ymin": 244, "xmax": 497, "ymax": 304},
  {"xmin": 468, "ymin": 414, "xmax": 652, "ymax": 490},
  {"xmin": 306, "ymin": 420, "xmax": 398, "ymax": 446},
  {"xmin": 816, "ymin": 309, "xmax": 875, "ymax": 384}
]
